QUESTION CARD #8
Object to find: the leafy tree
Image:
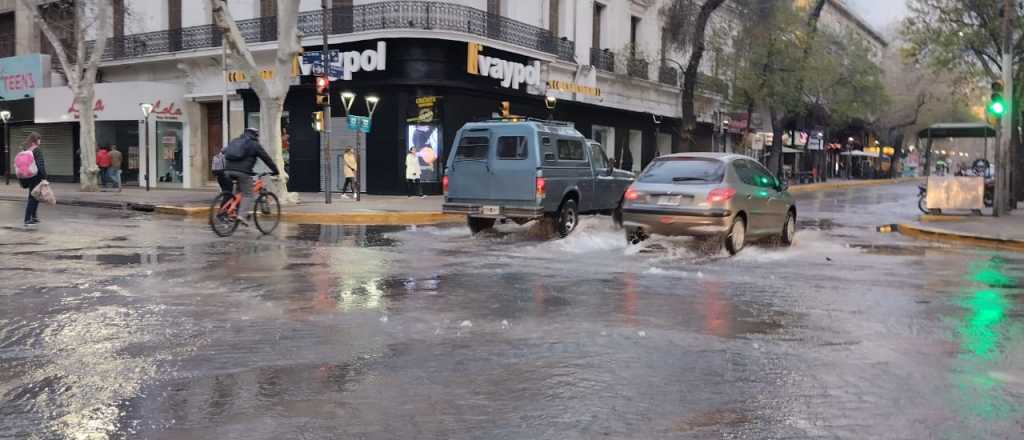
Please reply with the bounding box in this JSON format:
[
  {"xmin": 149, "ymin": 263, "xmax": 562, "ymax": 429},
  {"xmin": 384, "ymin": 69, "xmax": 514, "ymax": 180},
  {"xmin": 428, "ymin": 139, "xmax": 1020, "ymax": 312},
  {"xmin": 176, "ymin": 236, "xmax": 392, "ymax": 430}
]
[
  {"xmin": 662, "ymin": 0, "xmax": 729, "ymax": 149},
  {"xmin": 903, "ymin": 0, "xmax": 1023, "ymax": 194}
]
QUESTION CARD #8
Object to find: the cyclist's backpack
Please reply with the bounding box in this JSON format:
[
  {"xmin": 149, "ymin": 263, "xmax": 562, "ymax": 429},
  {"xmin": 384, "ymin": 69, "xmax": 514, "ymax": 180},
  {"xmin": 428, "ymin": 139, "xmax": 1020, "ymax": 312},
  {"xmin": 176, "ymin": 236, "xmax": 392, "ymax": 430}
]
[
  {"xmin": 211, "ymin": 151, "xmax": 225, "ymax": 172},
  {"xmin": 14, "ymin": 149, "xmax": 38, "ymax": 179},
  {"xmin": 223, "ymin": 136, "xmax": 247, "ymax": 161}
]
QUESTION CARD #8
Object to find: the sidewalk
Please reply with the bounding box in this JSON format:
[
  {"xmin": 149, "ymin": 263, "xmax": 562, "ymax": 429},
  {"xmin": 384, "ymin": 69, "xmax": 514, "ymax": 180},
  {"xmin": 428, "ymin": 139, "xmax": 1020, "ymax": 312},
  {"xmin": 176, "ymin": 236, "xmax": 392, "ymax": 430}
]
[
  {"xmin": 0, "ymin": 177, "xmax": 920, "ymax": 225},
  {"xmin": 898, "ymin": 211, "xmax": 1024, "ymax": 252},
  {"xmin": 0, "ymin": 182, "xmax": 457, "ymax": 225}
]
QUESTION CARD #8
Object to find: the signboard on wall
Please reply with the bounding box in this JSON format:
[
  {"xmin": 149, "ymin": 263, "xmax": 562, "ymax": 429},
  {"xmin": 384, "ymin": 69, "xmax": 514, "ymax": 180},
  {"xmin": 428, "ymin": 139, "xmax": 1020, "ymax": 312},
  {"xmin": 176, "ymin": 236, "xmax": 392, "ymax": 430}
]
[
  {"xmin": 300, "ymin": 42, "xmax": 387, "ymax": 81},
  {"xmin": 0, "ymin": 54, "xmax": 50, "ymax": 100},
  {"xmin": 34, "ymin": 82, "xmax": 186, "ymax": 123},
  {"xmin": 466, "ymin": 42, "xmax": 542, "ymax": 93}
]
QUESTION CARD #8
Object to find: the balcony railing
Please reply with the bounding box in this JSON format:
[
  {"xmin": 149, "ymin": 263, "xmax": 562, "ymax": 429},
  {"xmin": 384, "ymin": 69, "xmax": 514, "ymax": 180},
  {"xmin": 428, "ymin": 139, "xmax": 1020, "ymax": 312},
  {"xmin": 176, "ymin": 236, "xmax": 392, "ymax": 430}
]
[
  {"xmin": 658, "ymin": 64, "xmax": 678, "ymax": 86},
  {"xmin": 90, "ymin": 1, "xmax": 574, "ymax": 63},
  {"xmin": 590, "ymin": 47, "xmax": 614, "ymax": 72},
  {"xmin": 627, "ymin": 58, "xmax": 648, "ymax": 80}
]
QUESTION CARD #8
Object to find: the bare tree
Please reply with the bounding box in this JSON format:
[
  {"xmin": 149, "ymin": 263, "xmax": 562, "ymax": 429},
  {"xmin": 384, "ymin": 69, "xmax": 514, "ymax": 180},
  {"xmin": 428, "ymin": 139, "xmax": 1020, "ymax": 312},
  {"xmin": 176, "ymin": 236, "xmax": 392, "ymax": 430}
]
[
  {"xmin": 212, "ymin": 0, "xmax": 301, "ymax": 204},
  {"xmin": 21, "ymin": 0, "xmax": 111, "ymax": 191}
]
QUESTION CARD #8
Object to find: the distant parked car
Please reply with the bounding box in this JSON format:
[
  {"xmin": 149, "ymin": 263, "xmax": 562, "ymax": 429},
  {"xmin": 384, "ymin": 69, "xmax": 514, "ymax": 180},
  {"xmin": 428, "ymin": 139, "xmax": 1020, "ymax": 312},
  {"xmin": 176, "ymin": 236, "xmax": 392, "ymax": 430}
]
[
  {"xmin": 621, "ymin": 153, "xmax": 796, "ymax": 255},
  {"xmin": 443, "ymin": 119, "xmax": 634, "ymax": 237}
]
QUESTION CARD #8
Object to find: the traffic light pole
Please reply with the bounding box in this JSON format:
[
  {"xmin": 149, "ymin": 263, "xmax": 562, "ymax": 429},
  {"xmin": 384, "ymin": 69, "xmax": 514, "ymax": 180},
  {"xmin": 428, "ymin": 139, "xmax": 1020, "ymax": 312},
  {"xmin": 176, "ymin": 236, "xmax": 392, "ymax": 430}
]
[
  {"xmin": 322, "ymin": 0, "xmax": 332, "ymax": 204},
  {"xmin": 997, "ymin": 0, "xmax": 1015, "ymax": 216}
]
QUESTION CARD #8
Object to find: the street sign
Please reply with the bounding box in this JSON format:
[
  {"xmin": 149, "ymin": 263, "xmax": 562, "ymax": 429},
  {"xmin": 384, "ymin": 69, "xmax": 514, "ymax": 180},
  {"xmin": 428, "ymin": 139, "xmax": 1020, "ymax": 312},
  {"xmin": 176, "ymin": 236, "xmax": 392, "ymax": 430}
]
[{"xmin": 347, "ymin": 115, "xmax": 372, "ymax": 133}]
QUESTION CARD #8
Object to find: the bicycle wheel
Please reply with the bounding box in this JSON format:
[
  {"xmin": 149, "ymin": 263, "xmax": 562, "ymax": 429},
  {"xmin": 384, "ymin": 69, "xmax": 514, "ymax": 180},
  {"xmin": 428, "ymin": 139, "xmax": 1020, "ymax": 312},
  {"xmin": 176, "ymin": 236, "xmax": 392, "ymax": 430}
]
[
  {"xmin": 253, "ymin": 192, "xmax": 281, "ymax": 235},
  {"xmin": 209, "ymin": 193, "xmax": 240, "ymax": 237}
]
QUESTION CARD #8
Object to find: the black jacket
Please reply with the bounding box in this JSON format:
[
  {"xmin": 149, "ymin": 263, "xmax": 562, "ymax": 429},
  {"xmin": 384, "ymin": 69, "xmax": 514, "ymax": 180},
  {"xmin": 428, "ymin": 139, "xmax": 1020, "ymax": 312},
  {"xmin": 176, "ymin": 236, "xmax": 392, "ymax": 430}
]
[
  {"xmin": 19, "ymin": 147, "xmax": 47, "ymax": 189},
  {"xmin": 224, "ymin": 132, "xmax": 280, "ymax": 176}
]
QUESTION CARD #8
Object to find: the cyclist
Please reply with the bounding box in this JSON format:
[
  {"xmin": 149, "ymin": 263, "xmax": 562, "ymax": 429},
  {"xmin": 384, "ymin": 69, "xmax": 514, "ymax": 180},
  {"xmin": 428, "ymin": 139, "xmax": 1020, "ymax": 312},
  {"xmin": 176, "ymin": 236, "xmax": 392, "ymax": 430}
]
[{"xmin": 223, "ymin": 128, "xmax": 279, "ymax": 223}]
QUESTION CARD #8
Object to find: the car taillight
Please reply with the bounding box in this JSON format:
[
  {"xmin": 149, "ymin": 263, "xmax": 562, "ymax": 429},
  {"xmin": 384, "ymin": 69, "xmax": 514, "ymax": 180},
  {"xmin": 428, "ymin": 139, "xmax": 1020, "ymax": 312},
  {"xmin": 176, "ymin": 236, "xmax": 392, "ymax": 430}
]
[
  {"xmin": 707, "ymin": 188, "xmax": 736, "ymax": 203},
  {"xmin": 624, "ymin": 185, "xmax": 640, "ymax": 201},
  {"xmin": 536, "ymin": 177, "xmax": 546, "ymax": 199},
  {"xmin": 442, "ymin": 175, "xmax": 449, "ymax": 195}
]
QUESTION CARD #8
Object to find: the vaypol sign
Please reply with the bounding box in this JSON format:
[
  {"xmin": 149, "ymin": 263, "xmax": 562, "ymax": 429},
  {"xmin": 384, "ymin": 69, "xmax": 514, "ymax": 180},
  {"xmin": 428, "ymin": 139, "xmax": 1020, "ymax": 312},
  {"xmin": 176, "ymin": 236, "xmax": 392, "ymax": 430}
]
[
  {"xmin": 467, "ymin": 43, "xmax": 541, "ymax": 90},
  {"xmin": 301, "ymin": 41, "xmax": 387, "ymax": 81}
]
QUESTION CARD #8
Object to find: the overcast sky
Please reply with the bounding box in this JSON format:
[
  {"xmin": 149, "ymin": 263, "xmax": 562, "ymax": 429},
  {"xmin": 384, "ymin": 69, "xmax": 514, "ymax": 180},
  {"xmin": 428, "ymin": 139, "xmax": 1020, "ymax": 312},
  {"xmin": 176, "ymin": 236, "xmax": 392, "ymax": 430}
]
[{"xmin": 848, "ymin": 0, "xmax": 908, "ymax": 30}]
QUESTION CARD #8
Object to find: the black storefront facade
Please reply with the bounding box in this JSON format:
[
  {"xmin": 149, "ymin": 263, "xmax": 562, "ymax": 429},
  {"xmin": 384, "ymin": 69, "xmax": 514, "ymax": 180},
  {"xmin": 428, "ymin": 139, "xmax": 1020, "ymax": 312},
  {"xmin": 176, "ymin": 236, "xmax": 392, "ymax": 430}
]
[{"xmin": 240, "ymin": 38, "xmax": 680, "ymax": 195}]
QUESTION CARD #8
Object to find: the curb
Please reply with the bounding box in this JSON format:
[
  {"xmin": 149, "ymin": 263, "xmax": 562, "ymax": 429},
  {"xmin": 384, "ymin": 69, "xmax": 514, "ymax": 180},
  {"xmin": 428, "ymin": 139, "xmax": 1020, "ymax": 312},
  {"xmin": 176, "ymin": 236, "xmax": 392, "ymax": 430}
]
[
  {"xmin": 0, "ymin": 194, "xmax": 156, "ymax": 212},
  {"xmin": 158, "ymin": 204, "xmax": 463, "ymax": 225},
  {"xmin": 896, "ymin": 223, "xmax": 1024, "ymax": 252},
  {"xmin": 788, "ymin": 177, "xmax": 921, "ymax": 194}
]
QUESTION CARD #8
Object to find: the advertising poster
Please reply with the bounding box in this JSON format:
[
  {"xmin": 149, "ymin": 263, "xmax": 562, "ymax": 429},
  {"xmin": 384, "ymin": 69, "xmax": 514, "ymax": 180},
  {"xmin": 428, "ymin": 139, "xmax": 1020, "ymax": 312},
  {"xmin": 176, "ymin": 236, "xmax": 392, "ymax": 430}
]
[{"xmin": 407, "ymin": 125, "xmax": 440, "ymax": 182}]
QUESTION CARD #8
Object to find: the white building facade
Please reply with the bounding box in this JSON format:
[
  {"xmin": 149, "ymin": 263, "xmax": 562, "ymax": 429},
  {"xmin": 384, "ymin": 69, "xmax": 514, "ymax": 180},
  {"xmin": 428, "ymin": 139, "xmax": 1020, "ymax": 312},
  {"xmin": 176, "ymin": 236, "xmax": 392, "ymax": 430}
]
[{"xmin": 2, "ymin": 0, "xmax": 885, "ymax": 192}]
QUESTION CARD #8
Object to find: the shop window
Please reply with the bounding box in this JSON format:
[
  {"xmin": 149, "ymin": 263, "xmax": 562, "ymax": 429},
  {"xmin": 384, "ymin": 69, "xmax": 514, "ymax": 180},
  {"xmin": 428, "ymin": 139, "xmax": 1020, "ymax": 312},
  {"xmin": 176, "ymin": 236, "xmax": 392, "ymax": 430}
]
[
  {"xmin": 497, "ymin": 136, "xmax": 528, "ymax": 160},
  {"xmin": 407, "ymin": 124, "xmax": 441, "ymax": 182},
  {"xmin": 557, "ymin": 139, "xmax": 585, "ymax": 161}
]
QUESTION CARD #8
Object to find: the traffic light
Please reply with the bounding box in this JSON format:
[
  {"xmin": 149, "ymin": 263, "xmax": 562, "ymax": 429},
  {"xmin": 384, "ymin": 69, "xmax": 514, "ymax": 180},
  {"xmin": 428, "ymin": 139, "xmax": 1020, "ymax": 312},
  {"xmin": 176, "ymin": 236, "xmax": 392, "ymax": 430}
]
[
  {"xmin": 315, "ymin": 76, "xmax": 329, "ymax": 107},
  {"xmin": 989, "ymin": 80, "xmax": 1006, "ymax": 118},
  {"xmin": 500, "ymin": 101, "xmax": 510, "ymax": 118},
  {"xmin": 312, "ymin": 111, "xmax": 324, "ymax": 132}
]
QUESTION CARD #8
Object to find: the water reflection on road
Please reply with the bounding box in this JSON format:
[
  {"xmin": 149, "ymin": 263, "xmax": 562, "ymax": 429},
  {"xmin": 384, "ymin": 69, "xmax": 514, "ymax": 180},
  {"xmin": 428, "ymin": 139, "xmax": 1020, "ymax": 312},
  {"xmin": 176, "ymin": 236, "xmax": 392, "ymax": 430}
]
[{"xmin": 1, "ymin": 184, "xmax": 1024, "ymax": 439}]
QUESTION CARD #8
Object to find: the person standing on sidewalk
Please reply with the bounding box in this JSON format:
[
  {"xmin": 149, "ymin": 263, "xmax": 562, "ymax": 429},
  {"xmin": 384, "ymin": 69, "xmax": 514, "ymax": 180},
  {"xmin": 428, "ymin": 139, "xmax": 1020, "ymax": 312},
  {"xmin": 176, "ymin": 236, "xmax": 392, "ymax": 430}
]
[
  {"xmin": 16, "ymin": 132, "xmax": 46, "ymax": 226},
  {"xmin": 405, "ymin": 147, "xmax": 423, "ymax": 198},
  {"xmin": 96, "ymin": 145, "xmax": 112, "ymax": 188},
  {"xmin": 342, "ymin": 146, "xmax": 358, "ymax": 199},
  {"xmin": 108, "ymin": 145, "xmax": 123, "ymax": 191}
]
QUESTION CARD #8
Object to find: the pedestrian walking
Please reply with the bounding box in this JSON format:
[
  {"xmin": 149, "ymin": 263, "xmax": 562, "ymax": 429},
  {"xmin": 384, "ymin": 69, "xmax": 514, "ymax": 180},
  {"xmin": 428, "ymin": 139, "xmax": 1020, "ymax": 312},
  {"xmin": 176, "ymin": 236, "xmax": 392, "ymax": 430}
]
[
  {"xmin": 14, "ymin": 132, "xmax": 46, "ymax": 226},
  {"xmin": 108, "ymin": 145, "xmax": 123, "ymax": 190},
  {"xmin": 96, "ymin": 145, "xmax": 112, "ymax": 187},
  {"xmin": 405, "ymin": 147, "xmax": 423, "ymax": 197},
  {"xmin": 342, "ymin": 146, "xmax": 358, "ymax": 198}
]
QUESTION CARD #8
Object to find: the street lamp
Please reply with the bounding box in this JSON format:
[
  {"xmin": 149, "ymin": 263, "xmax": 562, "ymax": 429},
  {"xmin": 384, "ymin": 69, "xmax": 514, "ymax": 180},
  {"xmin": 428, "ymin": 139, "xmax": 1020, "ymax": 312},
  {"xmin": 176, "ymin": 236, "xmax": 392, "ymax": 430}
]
[
  {"xmin": 140, "ymin": 103, "xmax": 154, "ymax": 191},
  {"xmin": 339, "ymin": 91, "xmax": 381, "ymax": 202},
  {"xmin": 1, "ymin": 110, "xmax": 10, "ymax": 185},
  {"xmin": 544, "ymin": 95, "xmax": 557, "ymax": 120},
  {"xmin": 845, "ymin": 137, "xmax": 854, "ymax": 179}
]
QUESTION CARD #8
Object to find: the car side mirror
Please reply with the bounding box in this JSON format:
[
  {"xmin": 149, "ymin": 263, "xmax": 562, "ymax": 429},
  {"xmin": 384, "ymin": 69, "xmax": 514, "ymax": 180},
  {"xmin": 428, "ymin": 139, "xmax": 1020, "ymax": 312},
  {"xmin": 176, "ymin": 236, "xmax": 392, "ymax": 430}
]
[
  {"xmin": 606, "ymin": 165, "xmax": 614, "ymax": 175},
  {"xmin": 776, "ymin": 178, "xmax": 788, "ymax": 192}
]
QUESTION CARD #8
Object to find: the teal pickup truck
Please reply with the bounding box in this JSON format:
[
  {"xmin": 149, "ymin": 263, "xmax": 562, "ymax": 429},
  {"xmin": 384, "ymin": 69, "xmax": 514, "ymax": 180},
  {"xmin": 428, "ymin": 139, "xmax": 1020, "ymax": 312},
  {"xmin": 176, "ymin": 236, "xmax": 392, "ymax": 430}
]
[{"xmin": 442, "ymin": 119, "xmax": 634, "ymax": 237}]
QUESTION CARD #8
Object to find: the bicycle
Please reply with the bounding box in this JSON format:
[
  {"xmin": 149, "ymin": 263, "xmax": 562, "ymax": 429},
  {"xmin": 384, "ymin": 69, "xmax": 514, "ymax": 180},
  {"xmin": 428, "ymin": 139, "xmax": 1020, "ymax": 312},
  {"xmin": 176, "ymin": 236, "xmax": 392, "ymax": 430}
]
[{"xmin": 209, "ymin": 172, "xmax": 281, "ymax": 237}]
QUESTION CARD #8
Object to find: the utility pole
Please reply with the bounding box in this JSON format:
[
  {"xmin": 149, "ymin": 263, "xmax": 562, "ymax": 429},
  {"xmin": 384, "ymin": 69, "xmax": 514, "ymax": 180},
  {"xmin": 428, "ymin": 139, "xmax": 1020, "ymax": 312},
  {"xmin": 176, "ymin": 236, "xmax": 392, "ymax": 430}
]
[
  {"xmin": 321, "ymin": 0, "xmax": 332, "ymax": 204},
  {"xmin": 997, "ymin": 0, "xmax": 1014, "ymax": 216}
]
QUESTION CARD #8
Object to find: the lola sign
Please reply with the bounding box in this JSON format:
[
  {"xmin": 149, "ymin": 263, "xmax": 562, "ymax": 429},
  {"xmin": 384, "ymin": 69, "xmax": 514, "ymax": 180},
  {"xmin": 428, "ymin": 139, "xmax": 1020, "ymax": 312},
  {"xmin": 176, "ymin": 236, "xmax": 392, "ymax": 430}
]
[{"xmin": 466, "ymin": 43, "xmax": 541, "ymax": 90}]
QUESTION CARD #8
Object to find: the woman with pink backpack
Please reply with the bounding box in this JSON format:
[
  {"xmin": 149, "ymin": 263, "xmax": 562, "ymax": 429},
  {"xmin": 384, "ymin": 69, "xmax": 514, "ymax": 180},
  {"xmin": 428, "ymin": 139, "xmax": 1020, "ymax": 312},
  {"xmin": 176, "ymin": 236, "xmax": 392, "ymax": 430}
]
[{"xmin": 15, "ymin": 132, "xmax": 46, "ymax": 226}]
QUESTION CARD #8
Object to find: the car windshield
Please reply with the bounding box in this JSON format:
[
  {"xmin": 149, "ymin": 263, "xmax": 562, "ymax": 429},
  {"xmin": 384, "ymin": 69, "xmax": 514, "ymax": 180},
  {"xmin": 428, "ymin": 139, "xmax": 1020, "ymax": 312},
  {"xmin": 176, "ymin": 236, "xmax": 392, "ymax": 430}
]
[{"xmin": 638, "ymin": 158, "xmax": 725, "ymax": 184}]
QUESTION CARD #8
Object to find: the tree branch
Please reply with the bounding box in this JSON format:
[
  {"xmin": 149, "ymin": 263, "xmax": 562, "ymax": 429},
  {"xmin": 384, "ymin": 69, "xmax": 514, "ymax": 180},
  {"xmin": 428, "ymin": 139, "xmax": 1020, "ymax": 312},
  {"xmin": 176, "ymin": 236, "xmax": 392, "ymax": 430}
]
[{"xmin": 20, "ymin": 0, "xmax": 77, "ymax": 88}]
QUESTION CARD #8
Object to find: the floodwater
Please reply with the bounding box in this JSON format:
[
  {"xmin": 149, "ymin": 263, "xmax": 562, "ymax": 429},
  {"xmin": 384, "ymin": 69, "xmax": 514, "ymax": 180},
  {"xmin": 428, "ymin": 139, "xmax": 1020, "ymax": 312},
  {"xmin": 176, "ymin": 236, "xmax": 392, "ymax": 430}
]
[{"xmin": 1, "ymin": 183, "xmax": 1022, "ymax": 439}]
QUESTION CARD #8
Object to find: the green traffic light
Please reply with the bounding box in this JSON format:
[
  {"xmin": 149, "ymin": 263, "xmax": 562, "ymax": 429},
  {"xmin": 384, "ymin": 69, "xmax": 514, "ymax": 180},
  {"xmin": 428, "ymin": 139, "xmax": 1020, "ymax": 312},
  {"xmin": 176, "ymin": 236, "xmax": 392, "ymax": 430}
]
[{"xmin": 990, "ymin": 100, "xmax": 1005, "ymax": 115}]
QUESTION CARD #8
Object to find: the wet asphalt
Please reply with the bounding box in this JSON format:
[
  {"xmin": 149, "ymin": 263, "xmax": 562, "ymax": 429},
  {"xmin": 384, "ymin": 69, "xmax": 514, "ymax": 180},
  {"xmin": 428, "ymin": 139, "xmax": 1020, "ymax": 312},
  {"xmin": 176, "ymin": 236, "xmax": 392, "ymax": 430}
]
[{"xmin": 1, "ymin": 182, "xmax": 1023, "ymax": 439}]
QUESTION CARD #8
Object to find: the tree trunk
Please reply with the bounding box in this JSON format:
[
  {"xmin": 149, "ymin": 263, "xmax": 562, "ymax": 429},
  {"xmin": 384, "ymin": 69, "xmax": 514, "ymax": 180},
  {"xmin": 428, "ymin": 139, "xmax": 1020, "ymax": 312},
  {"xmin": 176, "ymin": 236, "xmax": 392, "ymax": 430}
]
[
  {"xmin": 679, "ymin": 0, "xmax": 727, "ymax": 150},
  {"xmin": 768, "ymin": 107, "xmax": 784, "ymax": 177},
  {"xmin": 76, "ymin": 90, "xmax": 100, "ymax": 191},
  {"xmin": 260, "ymin": 96, "xmax": 298, "ymax": 203}
]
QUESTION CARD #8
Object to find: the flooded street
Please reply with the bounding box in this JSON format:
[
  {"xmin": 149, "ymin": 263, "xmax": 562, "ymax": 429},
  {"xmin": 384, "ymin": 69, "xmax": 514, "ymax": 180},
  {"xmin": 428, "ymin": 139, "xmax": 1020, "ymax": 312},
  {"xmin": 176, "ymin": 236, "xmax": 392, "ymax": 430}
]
[{"xmin": 2, "ymin": 183, "xmax": 1023, "ymax": 439}]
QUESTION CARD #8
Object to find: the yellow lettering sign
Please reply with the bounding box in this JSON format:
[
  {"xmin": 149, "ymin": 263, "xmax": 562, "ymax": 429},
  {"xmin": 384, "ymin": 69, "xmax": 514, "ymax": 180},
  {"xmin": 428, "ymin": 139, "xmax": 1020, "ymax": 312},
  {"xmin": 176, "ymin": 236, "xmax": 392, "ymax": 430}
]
[{"xmin": 546, "ymin": 80, "xmax": 602, "ymax": 97}]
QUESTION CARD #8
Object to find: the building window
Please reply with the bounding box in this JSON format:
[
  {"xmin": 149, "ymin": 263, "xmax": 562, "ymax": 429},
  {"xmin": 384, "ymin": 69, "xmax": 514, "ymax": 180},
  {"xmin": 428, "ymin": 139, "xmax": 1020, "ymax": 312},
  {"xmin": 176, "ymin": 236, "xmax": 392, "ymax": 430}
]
[
  {"xmin": 549, "ymin": 0, "xmax": 560, "ymax": 37},
  {"xmin": 168, "ymin": 0, "xmax": 182, "ymax": 50},
  {"xmin": 260, "ymin": 0, "xmax": 277, "ymax": 17},
  {"xmin": 0, "ymin": 12, "xmax": 14, "ymax": 58},
  {"xmin": 630, "ymin": 16, "xmax": 641, "ymax": 57},
  {"xmin": 592, "ymin": 2, "xmax": 605, "ymax": 49}
]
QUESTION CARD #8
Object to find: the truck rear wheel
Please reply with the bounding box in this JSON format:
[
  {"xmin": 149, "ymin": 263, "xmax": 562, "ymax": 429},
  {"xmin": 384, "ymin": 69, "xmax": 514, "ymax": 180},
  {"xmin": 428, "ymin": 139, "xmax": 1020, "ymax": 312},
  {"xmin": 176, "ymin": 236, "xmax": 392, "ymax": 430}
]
[
  {"xmin": 553, "ymin": 198, "xmax": 579, "ymax": 238},
  {"xmin": 467, "ymin": 216, "xmax": 495, "ymax": 234}
]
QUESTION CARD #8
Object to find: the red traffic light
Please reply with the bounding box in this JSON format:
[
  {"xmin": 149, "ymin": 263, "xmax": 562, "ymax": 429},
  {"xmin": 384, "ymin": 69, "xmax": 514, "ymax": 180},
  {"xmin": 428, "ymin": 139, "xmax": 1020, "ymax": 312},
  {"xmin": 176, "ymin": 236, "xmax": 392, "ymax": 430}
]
[{"xmin": 316, "ymin": 76, "xmax": 329, "ymax": 94}]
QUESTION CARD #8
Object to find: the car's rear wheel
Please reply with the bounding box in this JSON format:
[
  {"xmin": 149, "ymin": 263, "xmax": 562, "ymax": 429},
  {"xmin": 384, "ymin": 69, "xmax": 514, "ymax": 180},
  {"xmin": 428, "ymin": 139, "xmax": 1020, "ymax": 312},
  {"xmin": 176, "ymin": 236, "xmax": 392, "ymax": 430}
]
[
  {"xmin": 554, "ymin": 198, "xmax": 579, "ymax": 238},
  {"xmin": 780, "ymin": 210, "xmax": 796, "ymax": 246},
  {"xmin": 724, "ymin": 216, "xmax": 746, "ymax": 256},
  {"xmin": 467, "ymin": 216, "xmax": 495, "ymax": 234}
]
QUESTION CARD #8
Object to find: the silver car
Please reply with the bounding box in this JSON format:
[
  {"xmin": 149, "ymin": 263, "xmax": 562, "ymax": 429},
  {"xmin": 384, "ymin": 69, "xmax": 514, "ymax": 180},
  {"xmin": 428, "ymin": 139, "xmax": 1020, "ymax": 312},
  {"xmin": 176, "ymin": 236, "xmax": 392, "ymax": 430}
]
[{"xmin": 621, "ymin": 153, "xmax": 796, "ymax": 255}]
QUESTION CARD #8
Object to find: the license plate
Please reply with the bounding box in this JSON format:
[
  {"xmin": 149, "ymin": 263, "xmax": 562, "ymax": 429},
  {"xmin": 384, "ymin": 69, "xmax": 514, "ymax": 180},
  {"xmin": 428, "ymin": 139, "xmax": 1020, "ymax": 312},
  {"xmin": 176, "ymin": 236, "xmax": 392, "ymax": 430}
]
[
  {"xmin": 657, "ymin": 196, "xmax": 682, "ymax": 206},
  {"xmin": 481, "ymin": 205, "xmax": 500, "ymax": 215}
]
